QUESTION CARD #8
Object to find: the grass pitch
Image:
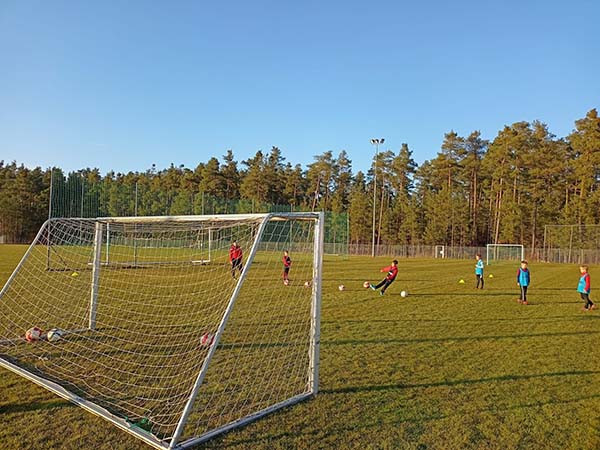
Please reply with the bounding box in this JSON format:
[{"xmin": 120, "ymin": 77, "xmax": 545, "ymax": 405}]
[{"xmin": 1, "ymin": 245, "xmax": 600, "ymax": 449}]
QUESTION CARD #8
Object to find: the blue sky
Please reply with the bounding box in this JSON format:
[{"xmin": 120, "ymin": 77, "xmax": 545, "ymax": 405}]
[{"xmin": 0, "ymin": 0, "xmax": 598, "ymax": 174}]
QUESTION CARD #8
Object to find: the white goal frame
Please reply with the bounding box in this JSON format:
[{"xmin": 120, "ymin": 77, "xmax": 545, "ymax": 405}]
[
  {"xmin": 434, "ymin": 245, "xmax": 445, "ymax": 259},
  {"xmin": 486, "ymin": 243, "xmax": 524, "ymax": 265},
  {"xmin": 0, "ymin": 212, "xmax": 324, "ymax": 450},
  {"xmin": 75, "ymin": 222, "xmax": 213, "ymax": 269}
]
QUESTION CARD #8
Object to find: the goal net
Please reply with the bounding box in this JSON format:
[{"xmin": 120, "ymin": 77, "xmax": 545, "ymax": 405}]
[
  {"xmin": 486, "ymin": 244, "xmax": 524, "ymax": 265},
  {"xmin": 0, "ymin": 213, "xmax": 324, "ymax": 449}
]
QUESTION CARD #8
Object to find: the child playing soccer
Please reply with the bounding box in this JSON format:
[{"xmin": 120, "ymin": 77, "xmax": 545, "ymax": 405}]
[
  {"xmin": 229, "ymin": 240, "xmax": 243, "ymax": 279},
  {"xmin": 475, "ymin": 254, "xmax": 484, "ymax": 289},
  {"xmin": 282, "ymin": 250, "xmax": 291, "ymax": 284},
  {"xmin": 370, "ymin": 260, "xmax": 398, "ymax": 296},
  {"xmin": 516, "ymin": 260, "xmax": 530, "ymax": 305},
  {"xmin": 578, "ymin": 265, "xmax": 595, "ymax": 311}
]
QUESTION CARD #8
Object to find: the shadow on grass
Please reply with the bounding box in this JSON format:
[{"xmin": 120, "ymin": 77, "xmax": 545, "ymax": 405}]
[
  {"xmin": 412, "ymin": 292, "xmax": 523, "ymax": 297},
  {"xmin": 210, "ymin": 387, "xmax": 600, "ymax": 448},
  {"xmin": 0, "ymin": 398, "xmax": 72, "ymax": 415},
  {"xmin": 322, "ymin": 369, "xmax": 600, "ymax": 394},
  {"xmin": 323, "ymin": 330, "xmax": 600, "ymax": 346},
  {"xmin": 533, "ymin": 287, "xmax": 577, "ymax": 291},
  {"xmin": 322, "ymin": 315, "xmax": 595, "ymax": 325},
  {"xmin": 535, "ymin": 301, "xmax": 584, "ymax": 305},
  {"xmin": 340, "ymin": 278, "xmax": 434, "ymax": 282}
]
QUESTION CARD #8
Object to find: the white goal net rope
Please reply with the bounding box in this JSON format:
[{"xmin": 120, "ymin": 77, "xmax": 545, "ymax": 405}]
[{"xmin": 0, "ymin": 214, "xmax": 321, "ymax": 448}]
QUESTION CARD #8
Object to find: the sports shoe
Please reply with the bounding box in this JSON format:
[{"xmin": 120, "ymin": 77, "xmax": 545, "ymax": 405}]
[
  {"xmin": 582, "ymin": 307, "xmax": 589, "ymax": 311},
  {"xmin": 521, "ymin": 301, "xmax": 528, "ymax": 305},
  {"xmin": 379, "ymin": 291, "xmax": 384, "ymax": 296},
  {"xmin": 370, "ymin": 284, "xmax": 376, "ymax": 290},
  {"xmin": 590, "ymin": 304, "xmax": 596, "ymax": 310}
]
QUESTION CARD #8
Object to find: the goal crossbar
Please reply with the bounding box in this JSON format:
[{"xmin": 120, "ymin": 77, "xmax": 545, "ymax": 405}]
[{"xmin": 97, "ymin": 212, "xmax": 321, "ymax": 224}]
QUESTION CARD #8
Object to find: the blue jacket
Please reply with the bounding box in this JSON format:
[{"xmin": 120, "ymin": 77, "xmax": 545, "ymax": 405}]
[
  {"xmin": 517, "ymin": 268, "xmax": 530, "ymax": 286},
  {"xmin": 475, "ymin": 259, "xmax": 484, "ymax": 275},
  {"xmin": 578, "ymin": 273, "xmax": 591, "ymax": 294}
]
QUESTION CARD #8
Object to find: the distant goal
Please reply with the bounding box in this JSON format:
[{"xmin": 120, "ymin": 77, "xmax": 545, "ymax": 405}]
[
  {"xmin": 486, "ymin": 244, "xmax": 524, "ymax": 265},
  {"xmin": 0, "ymin": 213, "xmax": 324, "ymax": 449},
  {"xmin": 434, "ymin": 245, "xmax": 445, "ymax": 259}
]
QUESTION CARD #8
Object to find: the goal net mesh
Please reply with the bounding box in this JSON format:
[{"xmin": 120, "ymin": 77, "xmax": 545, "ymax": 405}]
[
  {"xmin": 0, "ymin": 215, "xmax": 318, "ymax": 447},
  {"xmin": 486, "ymin": 244, "xmax": 524, "ymax": 264}
]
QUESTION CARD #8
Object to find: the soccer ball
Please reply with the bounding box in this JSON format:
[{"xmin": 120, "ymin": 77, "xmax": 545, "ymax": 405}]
[
  {"xmin": 200, "ymin": 332, "xmax": 214, "ymax": 347},
  {"xmin": 304, "ymin": 281, "xmax": 311, "ymax": 288},
  {"xmin": 338, "ymin": 285, "xmax": 345, "ymax": 291},
  {"xmin": 25, "ymin": 327, "xmax": 43, "ymax": 342},
  {"xmin": 400, "ymin": 291, "xmax": 408, "ymax": 298},
  {"xmin": 363, "ymin": 281, "xmax": 370, "ymax": 289},
  {"xmin": 283, "ymin": 279, "xmax": 290, "ymax": 286},
  {"xmin": 47, "ymin": 328, "xmax": 65, "ymax": 342}
]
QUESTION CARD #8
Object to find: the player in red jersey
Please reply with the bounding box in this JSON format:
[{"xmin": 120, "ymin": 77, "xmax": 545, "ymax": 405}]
[
  {"xmin": 229, "ymin": 240, "xmax": 243, "ymax": 279},
  {"xmin": 370, "ymin": 260, "xmax": 399, "ymax": 296},
  {"xmin": 282, "ymin": 250, "xmax": 292, "ymax": 284}
]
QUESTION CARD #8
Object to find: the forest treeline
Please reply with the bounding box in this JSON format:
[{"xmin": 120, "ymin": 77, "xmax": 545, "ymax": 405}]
[{"xmin": 1, "ymin": 108, "xmax": 599, "ymax": 246}]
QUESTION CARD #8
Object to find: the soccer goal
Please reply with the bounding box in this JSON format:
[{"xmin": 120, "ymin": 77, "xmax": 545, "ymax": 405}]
[
  {"xmin": 0, "ymin": 212, "xmax": 324, "ymax": 449},
  {"xmin": 486, "ymin": 244, "xmax": 524, "ymax": 265},
  {"xmin": 434, "ymin": 245, "xmax": 445, "ymax": 259}
]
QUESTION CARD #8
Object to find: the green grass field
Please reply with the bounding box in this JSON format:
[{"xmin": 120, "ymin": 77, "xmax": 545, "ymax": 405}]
[{"xmin": 1, "ymin": 244, "xmax": 600, "ymax": 449}]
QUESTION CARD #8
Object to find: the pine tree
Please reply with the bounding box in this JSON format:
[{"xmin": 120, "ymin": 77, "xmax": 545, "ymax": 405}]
[
  {"xmin": 331, "ymin": 150, "xmax": 353, "ymax": 214},
  {"xmin": 240, "ymin": 151, "xmax": 268, "ymax": 208},
  {"xmin": 220, "ymin": 150, "xmax": 240, "ymax": 210},
  {"xmin": 569, "ymin": 109, "xmax": 600, "ymax": 225},
  {"xmin": 348, "ymin": 171, "xmax": 371, "ymax": 244}
]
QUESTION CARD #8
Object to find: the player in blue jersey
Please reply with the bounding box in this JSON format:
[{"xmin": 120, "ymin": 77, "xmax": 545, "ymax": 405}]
[
  {"xmin": 475, "ymin": 254, "xmax": 484, "ymax": 289},
  {"xmin": 516, "ymin": 260, "xmax": 530, "ymax": 305},
  {"xmin": 578, "ymin": 265, "xmax": 595, "ymax": 311}
]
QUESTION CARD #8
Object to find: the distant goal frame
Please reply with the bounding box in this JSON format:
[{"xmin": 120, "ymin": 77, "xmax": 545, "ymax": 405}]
[{"xmin": 486, "ymin": 243, "xmax": 525, "ymax": 265}]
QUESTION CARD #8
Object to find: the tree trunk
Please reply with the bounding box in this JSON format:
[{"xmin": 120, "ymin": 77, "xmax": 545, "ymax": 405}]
[
  {"xmin": 494, "ymin": 178, "xmax": 504, "ymax": 244},
  {"xmin": 531, "ymin": 204, "xmax": 537, "ymax": 252}
]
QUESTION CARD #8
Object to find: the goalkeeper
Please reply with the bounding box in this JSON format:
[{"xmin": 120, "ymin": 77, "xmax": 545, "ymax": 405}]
[
  {"xmin": 370, "ymin": 260, "xmax": 399, "ymax": 296},
  {"xmin": 229, "ymin": 240, "xmax": 243, "ymax": 278},
  {"xmin": 282, "ymin": 250, "xmax": 292, "ymax": 283}
]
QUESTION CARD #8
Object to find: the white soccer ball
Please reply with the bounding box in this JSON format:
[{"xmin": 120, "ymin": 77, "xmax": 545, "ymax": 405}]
[
  {"xmin": 200, "ymin": 332, "xmax": 214, "ymax": 347},
  {"xmin": 304, "ymin": 281, "xmax": 311, "ymax": 288},
  {"xmin": 338, "ymin": 285, "xmax": 345, "ymax": 291},
  {"xmin": 47, "ymin": 328, "xmax": 65, "ymax": 342},
  {"xmin": 363, "ymin": 281, "xmax": 370, "ymax": 289},
  {"xmin": 400, "ymin": 291, "xmax": 408, "ymax": 298},
  {"xmin": 25, "ymin": 327, "xmax": 43, "ymax": 342}
]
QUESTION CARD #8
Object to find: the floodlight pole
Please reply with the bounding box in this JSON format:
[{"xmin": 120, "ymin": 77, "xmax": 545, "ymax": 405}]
[{"xmin": 370, "ymin": 138, "xmax": 384, "ymax": 257}]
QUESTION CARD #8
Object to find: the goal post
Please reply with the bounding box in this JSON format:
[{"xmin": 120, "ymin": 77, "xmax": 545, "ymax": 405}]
[
  {"xmin": 0, "ymin": 212, "xmax": 324, "ymax": 449},
  {"xmin": 486, "ymin": 244, "xmax": 525, "ymax": 265},
  {"xmin": 434, "ymin": 245, "xmax": 445, "ymax": 259}
]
